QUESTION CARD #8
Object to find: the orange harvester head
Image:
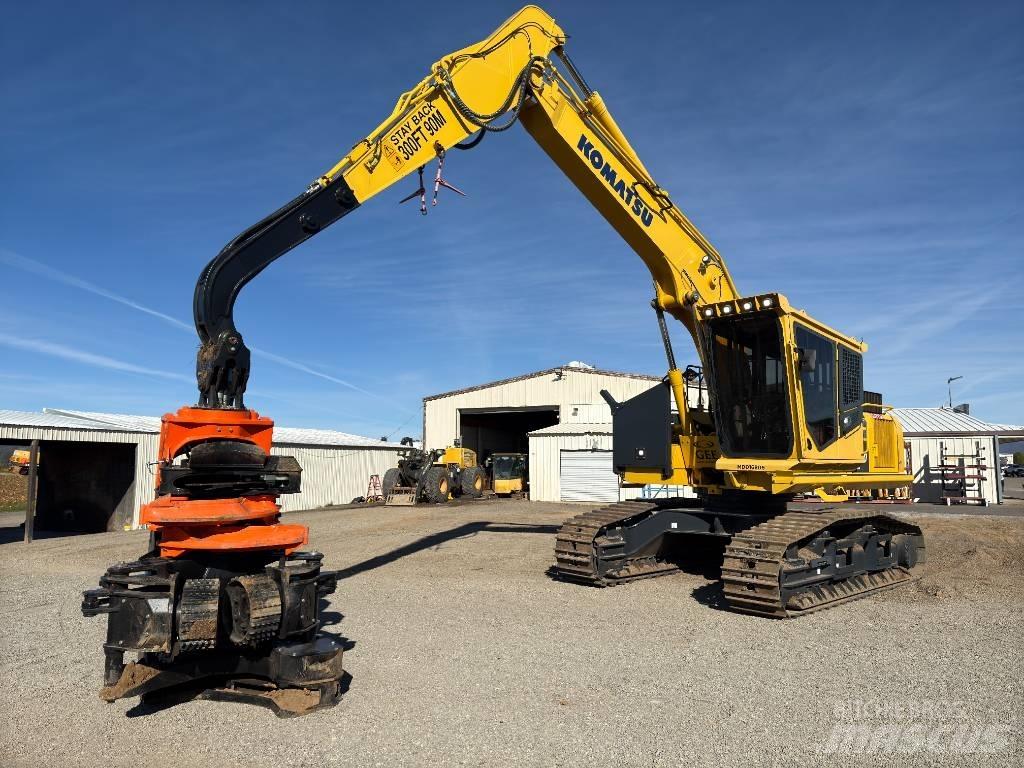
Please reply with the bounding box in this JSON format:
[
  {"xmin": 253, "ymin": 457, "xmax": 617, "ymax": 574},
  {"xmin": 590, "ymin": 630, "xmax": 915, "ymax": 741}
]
[{"xmin": 141, "ymin": 406, "xmax": 307, "ymax": 558}]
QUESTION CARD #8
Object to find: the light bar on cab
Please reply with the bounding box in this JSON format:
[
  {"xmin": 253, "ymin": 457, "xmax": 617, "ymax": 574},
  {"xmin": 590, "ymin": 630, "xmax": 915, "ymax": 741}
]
[{"xmin": 699, "ymin": 293, "xmax": 778, "ymax": 319}]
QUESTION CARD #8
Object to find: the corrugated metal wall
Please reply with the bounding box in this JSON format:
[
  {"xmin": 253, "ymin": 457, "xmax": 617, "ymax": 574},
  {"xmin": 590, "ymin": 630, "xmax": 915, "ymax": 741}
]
[
  {"xmin": 906, "ymin": 434, "xmax": 1002, "ymax": 504},
  {"xmin": 271, "ymin": 444, "xmax": 404, "ymax": 512},
  {"xmin": 425, "ymin": 370, "xmax": 661, "ymax": 449},
  {"xmin": 528, "ymin": 431, "xmax": 644, "ymax": 503},
  {"xmin": 0, "ymin": 425, "xmax": 159, "ymax": 527},
  {"xmin": 2, "ymin": 424, "xmax": 404, "ymax": 525}
]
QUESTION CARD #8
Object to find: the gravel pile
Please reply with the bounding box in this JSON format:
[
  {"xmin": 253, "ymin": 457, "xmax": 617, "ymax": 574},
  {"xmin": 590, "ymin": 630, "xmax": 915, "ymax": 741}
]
[{"xmin": 1, "ymin": 500, "xmax": 1020, "ymax": 767}]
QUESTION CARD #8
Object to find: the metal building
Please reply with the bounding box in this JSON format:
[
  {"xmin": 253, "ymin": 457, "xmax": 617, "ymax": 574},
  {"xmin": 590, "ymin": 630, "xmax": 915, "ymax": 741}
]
[
  {"xmin": 422, "ymin": 363, "xmax": 661, "ymax": 460},
  {"xmin": 1, "ymin": 410, "xmax": 159, "ymax": 532},
  {"xmin": 527, "ymin": 422, "xmax": 697, "ymax": 504},
  {"xmin": 0, "ymin": 408, "xmax": 404, "ymax": 531},
  {"xmin": 890, "ymin": 408, "xmax": 1024, "ymax": 505},
  {"xmin": 526, "ymin": 423, "xmax": 632, "ymax": 503}
]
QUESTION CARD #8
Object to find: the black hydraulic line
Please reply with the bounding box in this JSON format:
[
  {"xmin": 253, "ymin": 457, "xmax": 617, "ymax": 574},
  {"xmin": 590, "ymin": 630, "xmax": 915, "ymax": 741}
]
[
  {"xmin": 553, "ymin": 47, "xmax": 593, "ymax": 97},
  {"xmin": 442, "ymin": 57, "xmax": 544, "ymax": 133},
  {"xmin": 652, "ymin": 300, "xmax": 677, "ymax": 370},
  {"xmin": 454, "ymin": 129, "xmax": 486, "ymax": 150},
  {"xmin": 191, "ymin": 174, "xmax": 361, "ymax": 408}
]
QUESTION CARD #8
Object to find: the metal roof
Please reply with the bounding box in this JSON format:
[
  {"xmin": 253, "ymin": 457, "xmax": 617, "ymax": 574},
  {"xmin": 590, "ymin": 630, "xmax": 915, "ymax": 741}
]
[
  {"xmin": 890, "ymin": 408, "xmax": 1024, "ymax": 437},
  {"xmin": 529, "ymin": 422, "xmax": 613, "ymax": 437},
  {"xmin": 0, "ymin": 408, "xmax": 404, "ymax": 448},
  {"xmin": 45, "ymin": 409, "xmax": 161, "ymax": 432},
  {"xmin": 424, "ymin": 365, "xmax": 660, "ymax": 402},
  {"xmin": 273, "ymin": 426, "xmax": 404, "ymax": 448},
  {"xmin": 0, "ymin": 409, "xmax": 137, "ymax": 431}
]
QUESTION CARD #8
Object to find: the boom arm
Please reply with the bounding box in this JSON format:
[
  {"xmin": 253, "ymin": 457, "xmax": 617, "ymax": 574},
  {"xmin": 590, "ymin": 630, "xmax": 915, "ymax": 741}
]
[{"xmin": 192, "ymin": 5, "xmax": 735, "ymax": 408}]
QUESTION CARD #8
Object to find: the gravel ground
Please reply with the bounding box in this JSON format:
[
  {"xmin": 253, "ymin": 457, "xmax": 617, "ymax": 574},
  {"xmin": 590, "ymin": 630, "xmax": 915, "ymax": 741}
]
[{"xmin": 0, "ymin": 500, "xmax": 1021, "ymax": 767}]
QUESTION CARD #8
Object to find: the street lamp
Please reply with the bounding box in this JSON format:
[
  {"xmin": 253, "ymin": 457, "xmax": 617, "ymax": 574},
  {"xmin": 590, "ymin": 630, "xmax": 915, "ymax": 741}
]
[{"xmin": 947, "ymin": 375, "xmax": 963, "ymax": 409}]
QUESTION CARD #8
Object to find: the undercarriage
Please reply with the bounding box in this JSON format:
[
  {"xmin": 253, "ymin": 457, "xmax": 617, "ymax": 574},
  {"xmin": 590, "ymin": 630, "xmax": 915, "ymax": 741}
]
[{"xmin": 553, "ymin": 497, "xmax": 925, "ymax": 617}]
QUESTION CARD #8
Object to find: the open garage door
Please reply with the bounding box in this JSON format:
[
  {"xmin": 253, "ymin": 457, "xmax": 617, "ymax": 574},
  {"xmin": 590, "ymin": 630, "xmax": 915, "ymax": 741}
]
[
  {"xmin": 35, "ymin": 441, "xmax": 136, "ymax": 532},
  {"xmin": 460, "ymin": 408, "xmax": 558, "ymax": 464},
  {"xmin": 560, "ymin": 450, "xmax": 619, "ymax": 503}
]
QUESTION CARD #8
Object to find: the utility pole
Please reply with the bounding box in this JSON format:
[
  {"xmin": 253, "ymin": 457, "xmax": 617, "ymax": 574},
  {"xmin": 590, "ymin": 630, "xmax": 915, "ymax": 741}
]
[{"xmin": 947, "ymin": 375, "xmax": 963, "ymax": 409}]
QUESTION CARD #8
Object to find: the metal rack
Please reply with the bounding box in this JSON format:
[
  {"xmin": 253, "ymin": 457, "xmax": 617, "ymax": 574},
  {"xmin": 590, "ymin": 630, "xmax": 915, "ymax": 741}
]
[{"xmin": 937, "ymin": 440, "xmax": 988, "ymax": 506}]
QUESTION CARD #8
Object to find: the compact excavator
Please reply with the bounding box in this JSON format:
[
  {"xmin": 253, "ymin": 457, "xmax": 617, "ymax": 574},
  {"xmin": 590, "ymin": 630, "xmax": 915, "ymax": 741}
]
[{"xmin": 82, "ymin": 5, "xmax": 925, "ymax": 715}]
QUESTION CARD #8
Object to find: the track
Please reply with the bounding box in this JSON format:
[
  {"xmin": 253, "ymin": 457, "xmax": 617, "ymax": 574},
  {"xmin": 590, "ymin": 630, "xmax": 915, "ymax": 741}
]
[
  {"xmin": 553, "ymin": 501, "xmax": 925, "ymax": 617},
  {"xmin": 553, "ymin": 501, "xmax": 677, "ymax": 585},
  {"xmin": 720, "ymin": 508, "xmax": 924, "ymax": 617}
]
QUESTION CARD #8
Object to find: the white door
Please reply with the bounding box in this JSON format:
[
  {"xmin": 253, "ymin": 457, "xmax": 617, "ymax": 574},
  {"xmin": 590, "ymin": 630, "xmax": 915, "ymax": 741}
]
[{"xmin": 560, "ymin": 450, "xmax": 619, "ymax": 503}]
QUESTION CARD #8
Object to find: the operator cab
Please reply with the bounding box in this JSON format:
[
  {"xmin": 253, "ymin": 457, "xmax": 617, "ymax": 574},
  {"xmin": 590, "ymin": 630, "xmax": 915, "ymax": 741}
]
[
  {"xmin": 699, "ymin": 293, "xmax": 865, "ymax": 463},
  {"xmin": 488, "ymin": 452, "xmax": 527, "ymax": 495}
]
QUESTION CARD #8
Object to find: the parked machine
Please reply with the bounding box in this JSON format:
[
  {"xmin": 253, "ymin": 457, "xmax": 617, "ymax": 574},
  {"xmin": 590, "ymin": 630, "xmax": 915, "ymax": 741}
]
[
  {"xmin": 7, "ymin": 448, "xmax": 34, "ymax": 475},
  {"xmin": 489, "ymin": 453, "xmax": 527, "ymax": 497},
  {"xmin": 81, "ymin": 4, "xmax": 926, "ymax": 716},
  {"xmin": 383, "ymin": 439, "xmax": 485, "ymax": 505}
]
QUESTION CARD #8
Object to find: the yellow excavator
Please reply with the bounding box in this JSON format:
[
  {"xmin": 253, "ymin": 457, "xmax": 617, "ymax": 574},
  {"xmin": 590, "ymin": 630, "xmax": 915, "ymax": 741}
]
[
  {"xmin": 319, "ymin": 4, "xmax": 924, "ymax": 616},
  {"xmin": 82, "ymin": 5, "xmax": 925, "ymax": 716}
]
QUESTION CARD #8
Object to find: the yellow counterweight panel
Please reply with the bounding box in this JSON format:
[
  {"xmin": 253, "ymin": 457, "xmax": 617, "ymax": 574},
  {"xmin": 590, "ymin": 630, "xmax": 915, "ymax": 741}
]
[{"xmin": 440, "ymin": 447, "xmax": 477, "ymax": 468}]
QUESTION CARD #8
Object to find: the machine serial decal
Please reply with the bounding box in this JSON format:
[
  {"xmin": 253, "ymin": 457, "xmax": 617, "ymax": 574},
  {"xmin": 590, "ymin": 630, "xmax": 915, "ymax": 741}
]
[
  {"xmin": 384, "ymin": 103, "xmax": 449, "ymax": 169},
  {"xmin": 577, "ymin": 134, "xmax": 654, "ymax": 227}
]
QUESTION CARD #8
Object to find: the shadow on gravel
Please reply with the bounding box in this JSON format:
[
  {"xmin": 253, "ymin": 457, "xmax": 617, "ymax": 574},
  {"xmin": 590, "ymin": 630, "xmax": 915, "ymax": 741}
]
[
  {"xmin": 0, "ymin": 525, "xmax": 92, "ymax": 545},
  {"xmin": 335, "ymin": 521, "xmax": 559, "ymax": 581},
  {"xmin": 690, "ymin": 582, "xmax": 731, "ymax": 612},
  {"xmin": 124, "ymin": 671, "xmax": 355, "ymax": 718}
]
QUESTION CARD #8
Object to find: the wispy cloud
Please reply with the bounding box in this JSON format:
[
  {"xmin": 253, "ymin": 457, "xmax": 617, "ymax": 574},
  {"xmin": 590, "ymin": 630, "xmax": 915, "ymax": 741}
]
[
  {"xmin": 0, "ymin": 248, "xmax": 192, "ymax": 332},
  {"xmin": 249, "ymin": 346, "xmax": 407, "ymax": 407},
  {"xmin": 0, "ymin": 248, "xmax": 414, "ymax": 413},
  {"xmin": 0, "ymin": 333, "xmax": 191, "ymax": 382}
]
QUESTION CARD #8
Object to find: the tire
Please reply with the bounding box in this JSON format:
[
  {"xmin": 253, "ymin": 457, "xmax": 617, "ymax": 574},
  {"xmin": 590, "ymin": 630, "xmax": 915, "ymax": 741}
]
[
  {"xmin": 460, "ymin": 466, "xmax": 484, "ymax": 498},
  {"xmin": 382, "ymin": 468, "xmax": 402, "ymax": 497},
  {"xmin": 422, "ymin": 467, "xmax": 450, "ymax": 504}
]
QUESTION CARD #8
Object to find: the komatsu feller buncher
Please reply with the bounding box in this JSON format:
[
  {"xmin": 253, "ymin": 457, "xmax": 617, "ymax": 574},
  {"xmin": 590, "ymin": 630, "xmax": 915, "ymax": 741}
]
[{"xmin": 82, "ymin": 5, "xmax": 924, "ymax": 715}]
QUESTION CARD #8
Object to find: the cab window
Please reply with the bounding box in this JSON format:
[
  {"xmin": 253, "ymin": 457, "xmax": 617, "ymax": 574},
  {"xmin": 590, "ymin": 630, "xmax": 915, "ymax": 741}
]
[{"xmin": 795, "ymin": 325, "xmax": 837, "ymax": 448}]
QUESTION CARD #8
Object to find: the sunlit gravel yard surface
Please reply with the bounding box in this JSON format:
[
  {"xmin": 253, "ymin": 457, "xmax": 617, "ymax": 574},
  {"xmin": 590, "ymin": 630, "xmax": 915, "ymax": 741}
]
[{"xmin": 1, "ymin": 499, "xmax": 1021, "ymax": 767}]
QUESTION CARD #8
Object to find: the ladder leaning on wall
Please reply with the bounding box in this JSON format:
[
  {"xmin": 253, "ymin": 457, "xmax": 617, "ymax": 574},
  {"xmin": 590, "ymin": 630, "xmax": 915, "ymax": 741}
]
[{"xmin": 937, "ymin": 440, "xmax": 989, "ymax": 506}]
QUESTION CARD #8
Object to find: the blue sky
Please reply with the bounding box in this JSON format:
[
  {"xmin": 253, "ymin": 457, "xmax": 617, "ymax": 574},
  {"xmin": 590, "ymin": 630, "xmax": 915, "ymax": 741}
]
[{"xmin": 1, "ymin": 0, "xmax": 1021, "ymax": 437}]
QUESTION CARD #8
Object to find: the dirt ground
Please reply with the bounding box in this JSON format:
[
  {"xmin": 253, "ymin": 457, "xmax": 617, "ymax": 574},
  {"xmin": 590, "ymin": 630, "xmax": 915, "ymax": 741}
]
[
  {"xmin": 0, "ymin": 472, "xmax": 27, "ymax": 512},
  {"xmin": 0, "ymin": 500, "xmax": 1021, "ymax": 767}
]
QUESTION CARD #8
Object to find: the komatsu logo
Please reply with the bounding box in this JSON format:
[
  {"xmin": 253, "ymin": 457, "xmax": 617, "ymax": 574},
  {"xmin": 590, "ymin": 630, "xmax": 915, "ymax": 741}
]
[{"xmin": 577, "ymin": 134, "xmax": 654, "ymax": 227}]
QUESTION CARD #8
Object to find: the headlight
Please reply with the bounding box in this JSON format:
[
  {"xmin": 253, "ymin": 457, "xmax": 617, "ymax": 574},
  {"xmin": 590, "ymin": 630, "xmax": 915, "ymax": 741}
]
[
  {"xmin": 761, "ymin": 297, "xmax": 774, "ymax": 308},
  {"xmin": 741, "ymin": 300, "xmax": 753, "ymax": 311},
  {"xmin": 703, "ymin": 308, "xmax": 714, "ymax": 318}
]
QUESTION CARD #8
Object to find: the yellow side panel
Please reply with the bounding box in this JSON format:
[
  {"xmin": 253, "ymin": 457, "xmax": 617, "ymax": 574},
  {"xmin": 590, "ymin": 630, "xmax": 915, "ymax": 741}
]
[{"xmin": 866, "ymin": 414, "xmax": 905, "ymax": 473}]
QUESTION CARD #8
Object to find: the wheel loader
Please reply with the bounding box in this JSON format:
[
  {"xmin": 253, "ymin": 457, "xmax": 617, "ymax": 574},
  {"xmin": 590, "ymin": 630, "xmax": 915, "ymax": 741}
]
[{"xmin": 383, "ymin": 439, "xmax": 486, "ymax": 505}]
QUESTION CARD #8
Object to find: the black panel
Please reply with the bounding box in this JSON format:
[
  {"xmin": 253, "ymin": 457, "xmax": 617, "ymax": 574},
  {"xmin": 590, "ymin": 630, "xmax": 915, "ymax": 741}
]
[{"xmin": 609, "ymin": 382, "xmax": 672, "ymax": 476}]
